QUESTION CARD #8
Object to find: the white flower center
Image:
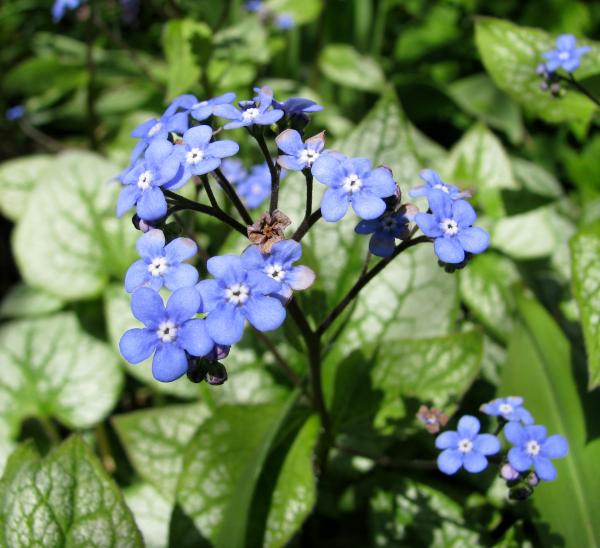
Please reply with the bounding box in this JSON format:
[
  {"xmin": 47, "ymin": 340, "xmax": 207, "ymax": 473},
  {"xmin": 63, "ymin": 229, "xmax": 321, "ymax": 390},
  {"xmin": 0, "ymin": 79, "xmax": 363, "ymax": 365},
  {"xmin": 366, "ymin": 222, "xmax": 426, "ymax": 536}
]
[
  {"xmin": 499, "ymin": 403, "xmax": 514, "ymax": 414},
  {"xmin": 242, "ymin": 108, "xmax": 260, "ymax": 121},
  {"xmin": 342, "ymin": 174, "xmax": 363, "ymax": 194},
  {"xmin": 225, "ymin": 283, "xmax": 250, "ymax": 305},
  {"xmin": 148, "ymin": 122, "xmax": 162, "ymax": 137},
  {"xmin": 192, "ymin": 101, "xmax": 208, "ymax": 109},
  {"xmin": 156, "ymin": 320, "xmax": 177, "ymax": 343},
  {"xmin": 299, "ymin": 148, "xmax": 319, "ymax": 166},
  {"xmin": 441, "ymin": 218, "xmax": 459, "ymax": 235},
  {"xmin": 458, "ymin": 439, "xmax": 473, "ymax": 453},
  {"xmin": 137, "ymin": 170, "xmax": 153, "ymax": 190},
  {"xmin": 186, "ymin": 147, "xmax": 205, "ymax": 165},
  {"xmin": 558, "ymin": 51, "xmax": 570, "ymax": 60},
  {"xmin": 148, "ymin": 256, "xmax": 168, "ymax": 276},
  {"xmin": 265, "ymin": 263, "xmax": 285, "ymax": 281},
  {"xmin": 251, "ymin": 183, "xmax": 264, "ymax": 195},
  {"xmin": 526, "ymin": 440, "xmax": 541, "ymax": 456},
  {"xmin": 434, "ymin": 183, "xmax": 449, "ymax": 193}
]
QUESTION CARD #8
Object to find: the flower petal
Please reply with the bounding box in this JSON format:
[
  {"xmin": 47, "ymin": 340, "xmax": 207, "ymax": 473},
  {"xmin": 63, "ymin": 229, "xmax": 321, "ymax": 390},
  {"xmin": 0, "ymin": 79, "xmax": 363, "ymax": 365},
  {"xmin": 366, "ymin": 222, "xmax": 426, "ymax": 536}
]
[
  {"xmin": 116, "ymin": 184, "xmax": 140, "ymax": 217},
  {"xmin": 213, "ymin": 103, "xmax": 241, "ymax": 120},
  {"xmin": 434, "ymin": 237, "xmax": 465, "ymax": 264},
  {"xmin": 437, "ymin": 449, "xmax": 463, "ymax": 475},
  {"xmin": 164, "ymin": 237, "xmax": 197, "ymax": 263},
  {"xmin": 275, "ymin": 129, "xmax": 303, "ymax": 155},
  {"xmin": 131, "ymin": 287, "xmax": 165, "ymax": 327},
  {"xmin": 355, "ymin": 219, "xmax": 379, "ymax": 235},
  {"xmin": 473, "ymin": 434, "xmax": 501, "ymax": 456},
  {"xmin": 119, "ymin": 328, "xmax": 158, "ymax": 363},
  {"xmin": 205, "ymin": 140, "xmax": 240, "ymax": 159},
  {"xmin": 183, "ymin": 125, "xmax": 213, "ymax": 147},
  {"xmin": 190, "ymin": 158, "xmax": 222, "ymax": 176},
  {"xmin": 196, "ymin": 279, "xmax": 224, "ymax": 313},
  {"xmin": 125, "ymin": 260, "xmax": 151, "ymax": 293},
  {"xmin": 556, "ymin": 34, "xmax": 576, "ymax": 50},
  {"xmin": 452, "ymin": 199, "xmax": 477, "ymax": 227},
  {"xmin": 136, "ymin": 229, "xmax": 166, "ymax": 258},
  {"xmin": 312, "ymin": 155, "xmax": 343, "ymax": 187},
  {"xmin": 163, "ymin": 263, "xmax": 199, "ymax": 291},
  {"xmin": 457, "ymin": 415, "xmax": 480, "ymax": 439},
  {"xmin": 463, "ymin": 451, "xmax": 488, "ymax": 473},
  {"xmin": 435, "ymin": 431, "xmax": 459, "ymax": 449},
  {"xmin": 369, "ymin": 232, "xmax": 396, "ymax": 257},
  {"xmin": 271, "ymin": 240, "xmax": 302, "ymax": 263},
  {"xmin": 351, "ymin": 191, "xmax": 386, "ymax": 220},
  {"xmin": 533, "ymin": 456, "xmax": 557, "ymax": 481},
  {"xmin": 504, "ymin": 422, "xmax": 527, "ymax": 446},
  {"xmin": 177, "ymin": 318, "xmax": 214, "ymax": 357},
  {"xmin": 527, "ymin": 425, "xmax": 547, "ymax": 442},
  {"xmin": 508, "ymin": 447, "xmax": 532, "ymax": 472},
  {"xmin": 206, "ymin": 304, "xmax": 245, "ymax": 345},
  {"xmin": 277, "ymin": 155, "xmax": 305, "ymax": 171},
  {"xmin": 415, "ymin": 212, "xmax": 443, "ymax": 238},
  {"xmin": 427, "ymin": 189, "xmax": 452, "ymax": 218},
  {"xmin": 206, "ymin": 255, "xmax": 246, "ymax": 283},
  {"xmin": 364, "ymin": 167, "xmax": 396, "ymax": 197},
  {"xmin": 287, "ymin": 265, "xmax": 316, "ymax": 291},
  {"xmin": 240, "ymin": 245, "xmax": 265, "ymax": 270},
  {"xmin": 166, "ymin": 287, "xmax": 201, "ymax": 324},
  {"xmin": 244, "ymin": 295, "xmax": 286, "ymax": 332},
  {"xmin": 255, "ymin": 109, "xmax": 284, "ymax": 125},
  {"xmin": 152, "ymin": 344, "xmax": 188, "ymax": 382},
  {"xmin": 457, "ymin": 227, "xmax": 489, "ymax": 254},
  {"xmin": 321, "ymin": 187, "xmax": 349, "ymax": 222},
  {"xmin": 542, "ymin": 435, "xmax": 568, "ymax": 458},
  {"xmin": 137, "ymin": 187, "xmax": 167, "ymax": 221}
]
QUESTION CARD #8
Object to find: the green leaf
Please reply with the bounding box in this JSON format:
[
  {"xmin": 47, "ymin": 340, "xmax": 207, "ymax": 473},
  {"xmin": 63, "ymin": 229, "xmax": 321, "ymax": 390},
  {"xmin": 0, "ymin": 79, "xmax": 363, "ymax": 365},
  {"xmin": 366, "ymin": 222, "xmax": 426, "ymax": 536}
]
[
  {"xmin": 447, "ymin": 73, "xmax": 524, "ymax": 144},
  {"xmin": 474, "ymin": 17, "xmax": 598, "ymax": 126},
  {"xmin": 511, "ymin": 157, "xmax": 562, "ymax": 198},
  {"xmin": 113, "ymin": 403, "xmax": 211, "ymax": 501},
  {"xmin": 263, "ymin": 415, "xmax": 319, "ymax": 548},
  {"xmin": 369, "ymin": 478, "xmax": 482, "ymax": 546},
  {"xmin": 0, "ymin": 313, "xmax": 123, "ymax": 459},
  {"xmin": 163, "ymin": 19, "xmax": 211, "ymax": 99},
  {"xmin": 0, "ymin": 283, "xmax": 63, "ymax": 319},
  {"xmin": 12, "ymin": 151, "xmax": 136, "ymax": 301},
  {"xmin": 570, "ymin": 224, "xmax": 600, "ymax": 389},
  {"xmin": 501, "ymin": 293, "xmax": 600, "ymax": 547},
  {"xmin": 176, "ymin": 395, "xmax": 301, "ymax": 548},
  {"xmin": 319, "ymin": 44, "xmax": 385, "ymax": 92},
  {"xmin": 459, "ymin": 252, "xmax": 520, "ymax": 342},
  {"xmin": 124, "ymin": 482, "xmax": 171, "ymax": 548},
  {"xmin": 0, "ymin": 154, "xmax": 52, "ymax": 221},
  {"xmin": 264, "ymin": 0, "xmax": 323, "ymax": 25},
  {"xmin": 0, "ymin": 436, "xmax": 143, "ymax": 547}
]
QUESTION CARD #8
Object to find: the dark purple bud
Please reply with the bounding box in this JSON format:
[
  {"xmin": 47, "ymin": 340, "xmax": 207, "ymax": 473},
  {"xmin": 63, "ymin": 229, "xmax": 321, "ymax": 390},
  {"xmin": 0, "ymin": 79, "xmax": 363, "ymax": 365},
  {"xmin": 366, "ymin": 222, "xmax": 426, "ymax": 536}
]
[
  {"xmin": 527, "ymin": 472, "xmax": 540, "ymax": 486},
  {"xmin": 132, "ymin": 215, "xmax": 157, "ymax": 233},
  {"xmin": 550, "ymin": 83, "xmax": 562, "ymax": 97},
  {"xmin": 205, "ymin": 362, "xmax": 228, "ymax": 385},
  {"xmin": 289, "ymin": 112, "xmax": 310, "ymax": 132},
  {"xmin": 539, "ymin": 81, "xmax": 549, "ymax": 91},
  {"xmin": 186, "ymin": 357, "xmax": 208, "ymax": 384},
  {"xmin": 509, "ymin": 485, "xmax": 533, "ymax": 501}
]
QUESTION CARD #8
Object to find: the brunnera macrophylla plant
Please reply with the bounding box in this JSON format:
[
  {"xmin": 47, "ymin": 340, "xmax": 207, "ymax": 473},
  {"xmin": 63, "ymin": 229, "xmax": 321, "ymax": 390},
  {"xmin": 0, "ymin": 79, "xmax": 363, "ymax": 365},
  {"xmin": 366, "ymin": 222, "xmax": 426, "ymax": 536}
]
[{"xmin": 114, "ymin": 75, "xmax": 568, "ymax": 495}]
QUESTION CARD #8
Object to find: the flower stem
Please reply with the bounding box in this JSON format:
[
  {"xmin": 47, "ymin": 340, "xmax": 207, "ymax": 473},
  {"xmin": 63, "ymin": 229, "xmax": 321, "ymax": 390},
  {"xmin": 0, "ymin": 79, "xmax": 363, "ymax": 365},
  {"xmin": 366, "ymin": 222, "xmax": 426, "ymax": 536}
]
[
  {"xmin": 200, "ymin": 175, "xmax": 219, "ymax": 210},
  {"xmin": 292, "ymin": 209, "xmax": 322, "ymax": 241},
  {"xmin": 561, "ymin": 74, "xmax": 600, "ymax": 107},
  {"xmin": 316, "ymin": 235, "xmax": 430, "ymax": 336},
  {"xmin": 212, "ymin": 167, "xmax": 253, "ymax": 225},
  {"xmin": 303, "ymin": 170, "xmax": 313, "ymax": 221},
  {"xmin": 254, "ymin": 132, "xmax": 280, "ymax": 214}
]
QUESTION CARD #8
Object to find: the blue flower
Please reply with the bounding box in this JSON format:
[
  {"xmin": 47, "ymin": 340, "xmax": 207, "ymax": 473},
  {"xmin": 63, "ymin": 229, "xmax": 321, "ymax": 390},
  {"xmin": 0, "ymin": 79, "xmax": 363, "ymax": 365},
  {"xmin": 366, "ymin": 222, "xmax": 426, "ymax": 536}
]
[
  {"xmin": 254, "ymin": 88, "xmax": 323, "ymax": 115},
  {"xmin": 130, "ymin": 111, "xmax": 189, "ymax": 162},
  {"xmin": 241, "ymin": 240, "xmax": 315, "ymax": 302},
  {"xmin": 220, "ymin": 159, "xmax": 247, "ymax": 184},
  {"xmin": 196, "ymin": 255, "xmax": 286, "ymax": 345},
  {"xmin": 543, "ymin": 34, "xmax": 591, "ymax": 73},
  {"xmin": 275, "ymin": 13, "xmax": 294, "ymax": 30},
  {"xmin": 236, "ymin": 163, "xmax": 286, "ymax": 209},
  {"xmin": 117, "ymin": 140, "xmax": 183, "ymax": 221},
  {"xmin": 213, "ymin": 86, "xmax": 284, "ymax": 130},
  {"xmin": 245, "ymin": 0, "xmax": 263, "ymax": 12},
  {"xmin": 119, "ymin": 287, "xmax": 214, "ymax": 382},
  {"xmin": 52, "ymin": 0, "xmax": 81, "ymax": 21},
  {"xmin": 312, "ymin": 155, "xmax": 396, "ymax": 222},
  {"xmin": 355, "ymin": 204, "xmax": 417, "ymax": 257},
  {"xmin": 505, "ymin": 422, "xmax": 568, "ymax": 481},
  {"xmin": 5, "ymin": 105, "xmax": 26, "ymax": 121},
  {"xmin": 165, "ymin": 92, "xmax": 237, "ymax": 122},
  {"xmin": 409, "ymin": 169, "xmax": 468, "ymax": 200},
  {"xmin": 415, "ymin": 190, "xmax": 489, "ymax": 264},
  {"xmin": 174, "ymin": 125, "xmax": 239, "ymax": 180},
  {"xmin": 435, "ymin": 415, "xmax": 501, "ymax": 475},
  {"xmin": 276, "ymin": 129, "xmax": 325, "ymax": 171},
  {"xmin": 125, "ymin": 229, "xmax": 199, "ymax": 293},
  {"xmin": 480, "ymin": 397, "xmax": 534, "ymax": 425}
]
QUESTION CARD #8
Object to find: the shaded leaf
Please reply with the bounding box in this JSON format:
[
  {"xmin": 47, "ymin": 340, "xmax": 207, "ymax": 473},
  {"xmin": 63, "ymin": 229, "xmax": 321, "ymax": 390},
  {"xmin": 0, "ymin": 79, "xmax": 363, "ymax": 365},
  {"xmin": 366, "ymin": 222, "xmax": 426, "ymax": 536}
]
[
  {"xmin": 124, "ymin": 482, "xmax": 171, "ymax": 548},
  {"xmin": 0, "ymin": 283, "xmax": 63, "ymax": 319},
  {"xmin": 319, "ymin": 44, "xmax": 385, "ymax": 92}
]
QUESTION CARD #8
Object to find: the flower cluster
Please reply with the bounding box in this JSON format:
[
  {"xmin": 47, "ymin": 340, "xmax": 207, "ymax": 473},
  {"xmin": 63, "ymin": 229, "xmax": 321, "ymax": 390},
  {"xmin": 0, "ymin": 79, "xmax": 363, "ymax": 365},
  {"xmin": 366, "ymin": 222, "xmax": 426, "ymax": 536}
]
[
  {"xmin": 433, "ymin": 396, "xmax": 568, "ymax": 499},
  {"xmin": 542, "ymin": 34, "xmax": 590, "ymax": 74},
  {"xmin": 412, "ymin": 169, "xmax": 489, "ymax": 264}
]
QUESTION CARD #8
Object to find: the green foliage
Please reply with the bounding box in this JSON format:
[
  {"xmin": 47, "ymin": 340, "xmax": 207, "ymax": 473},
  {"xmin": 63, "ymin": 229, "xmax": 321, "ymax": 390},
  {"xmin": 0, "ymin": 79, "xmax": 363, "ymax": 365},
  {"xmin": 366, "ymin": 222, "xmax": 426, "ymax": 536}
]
[{"xmin": 319, "ymin": 44, "xmax": 385, "ymax": 92}]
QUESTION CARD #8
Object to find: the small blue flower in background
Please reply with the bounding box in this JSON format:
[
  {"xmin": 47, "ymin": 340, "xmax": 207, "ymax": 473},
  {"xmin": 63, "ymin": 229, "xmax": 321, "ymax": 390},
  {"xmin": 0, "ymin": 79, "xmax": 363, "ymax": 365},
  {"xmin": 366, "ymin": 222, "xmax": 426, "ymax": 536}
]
[
  {"xmin": 52, "ymin": 0, "xmax": 82, "ymax": 22},
  {"xmin": 275, "ymin": 13, "xmax": 295, "ymax": 30},
  {"xmin": 236, "ymin": 163, "xmax": 286, "ymax": 209},
  {"xmin": 125, "ymin": 229, "xmax": 198, "ymax": 293},
  {"xmin": 505, "ymin": 422, "xmax": 568, "ymax": 481},
  {"xmin": 130, "ymin": 111, "xmax": 189, "ymax": 162},
  {"xmin": 276, "ymin": 129, "xmax": 325, "ymax": 171},
  {"xmin": 274, "ymin": 96, "xmax": 324, "ymax": 115},
  {"xmin": 119, "ymin": 287, "xmax": 214, "ymax": 382},
  {"xmin": 415, "ymin": 189, "xmax": 489, "ymax": 264},
  {"xmin": 245, "ymin": 0, "xmax": 263, "ymax": 12},
  {"xmin": 481, "ymin": 397, "xmax": 534, "ymax": 425},
  {"xmin": 241, "ymin": 240, "xmax": 315, "ymax": 302},
  {"xmin": 196, "ymin": 255, "xmax": 286, "ymax": 345},
  {"xmin": 165, "ymin": 93, "xmax": 237, "ymax": 122},
  {"xmin": 312, "ymin": 155, "xmax": 397, "ymax": 222},
  {"xmin": 117, "ymin": 140, "xmax": 183, "ymax": 221},
  {"xmin": 220, "ymin": 159, "xmax": 247, "ymax": 184},
  {"xmin": 543, "ymin": 34, "xmax": 591, "ymax": 73},
  {"xmin": 355, "ymin": 204, "xmax": 417, "ymax": 257},
  {"xmin": 214, "ymin": 86, "xmax": 284, "ymax": 130},
  {"xmin": 5, "ymin": 105, "xmax": 26, "ymax": 121},
  {"xmin": 410, "ymin": 169, "xmax": 469, "ymax": 200},
  {"xmin": 174, "ymin": 125, "xmax": 239, "ymax": 180},
  {"xmin": 435, "ymin": 415, "xmax": 501, "ymax": 475}
]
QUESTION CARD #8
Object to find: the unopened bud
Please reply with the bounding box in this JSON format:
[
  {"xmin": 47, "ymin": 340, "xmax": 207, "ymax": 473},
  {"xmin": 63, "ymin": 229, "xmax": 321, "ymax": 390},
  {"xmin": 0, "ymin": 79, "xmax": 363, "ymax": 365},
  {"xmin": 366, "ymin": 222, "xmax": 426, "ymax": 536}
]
[
  {"xmin": 509, "ymin": 485, "xmax": 533, "ymax": 501},
  {"xmin": 500, "ymin": 463, "xmax": 519, "ymax": 481},
  {"xmin": 527, "ymin": 472, "xmax": 540, "ymax": 486},
  {"xmin": 205, "ymin": 362, "xmax": 228, "ymax": 385}
]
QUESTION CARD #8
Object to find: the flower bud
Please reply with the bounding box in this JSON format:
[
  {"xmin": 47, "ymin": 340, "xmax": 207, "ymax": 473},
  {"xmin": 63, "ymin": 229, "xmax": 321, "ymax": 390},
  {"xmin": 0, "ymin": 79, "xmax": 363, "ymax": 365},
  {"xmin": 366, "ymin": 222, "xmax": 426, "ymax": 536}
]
[
  {"xmin": 205, "ymin": 362, "xmax": 228, "ymax": 385},
  {"xmin": 527, "ymin": 472, "xmax": 540, "ymax": 486},
  {"xmin": 509, "ymin": 485, "xmax": 533, "ymax": 501},
  {"xmin": 500, "ymin": 463, "xmax": 519, "ymax": 481}
]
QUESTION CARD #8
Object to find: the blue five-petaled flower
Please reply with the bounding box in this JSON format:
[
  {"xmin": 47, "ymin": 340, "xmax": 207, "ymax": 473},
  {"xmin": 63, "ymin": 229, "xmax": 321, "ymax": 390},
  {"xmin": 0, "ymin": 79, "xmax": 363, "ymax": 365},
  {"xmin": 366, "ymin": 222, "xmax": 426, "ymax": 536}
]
[
  {"xmin": 119, "ymin": 287, "xmax": 214, "ymax": 382},
  {"xmin": 415, "ymin": 189, "xmax": 489, "ymax": 264},
  {"xmin": 480, "ymin": 396, "xmax": 534, "ymax": 425},
  {"xmin": 236, "ymin": 163, "xmax": 286, "ymax": 209},
  {"xmin": 435, "ymin": 415, "xmax": 501, "ymax": 475},
  {"xmin": 214, "ymin": 86, "xmax": 284, "ymax": 130},
  {"xmin": 543, "ymin": 34, "xmax": 591, "ymax": 73},
  {"xmin": 174, "ymin": 125, "xmax": 239, "ymax": 180},
  {"xmin": 241, "ymin": 240, "xmax": 315, "ymax": 302},
  {"xmin": 505, "ymin": 422, "xmax": 568, "ymax": 481},
  {"xmin": 312, "ymin": 155, "xmax": 397, "ymax": 222},
  {"xmin": 125, "ymin": 229, "xmax": 198, "ymax": 293},
  {"xmin": 276, "ymin": 129, "xmax": 325, "ymax": 171},
  {"xmin": 410, "ymin": 169, "xmax": 469, "ymax": 200},
  {"xmin": 355, "ymin": 204, "xmax": 417, "ymax": 257},
  {"xmin": 196, "ymin": 255, "xmax": 287, "ymax": 346},
  {"xmin": 165, "ymin": 92, "xmax": 237, "ymax": 122},
  {"xmin": 130, "ymin": 112, "xmax": 189, "ymax": 162}
]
